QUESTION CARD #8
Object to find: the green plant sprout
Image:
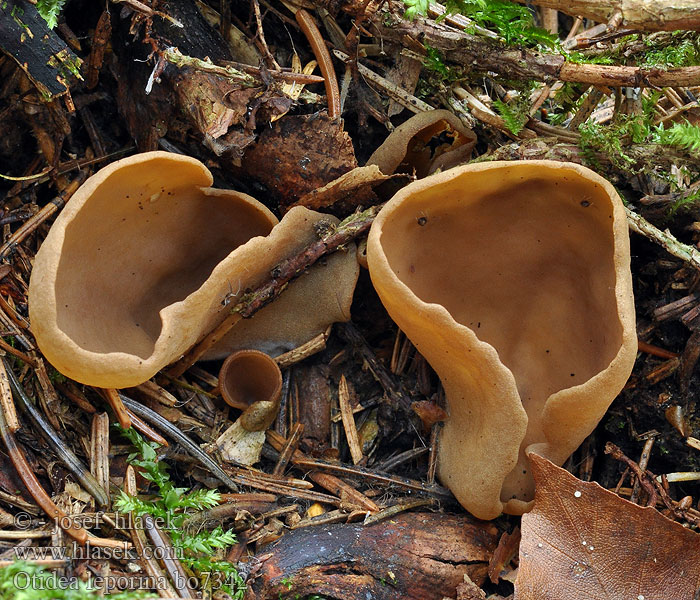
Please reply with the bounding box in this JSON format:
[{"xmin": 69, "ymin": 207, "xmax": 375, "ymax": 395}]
[
  {"xmin": 641, "ymin": 33, "xmax": 700, "ymax": 68},
  {"xmin": 658, "ymin": 121, "xmax": 700, "ymax": 153},
  {"xmin": 403, "ymin": 0, "xmax": 557, "ymax": 49},
  {"xmin": 114, "ymin": 426, "xmax": 245, "ymax": 599},
  {"xmin": 493, "ymin": 97, "xmax": 529, "ymax": 135}
]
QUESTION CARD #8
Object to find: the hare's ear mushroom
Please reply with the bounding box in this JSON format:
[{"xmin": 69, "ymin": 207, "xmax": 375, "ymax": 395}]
[
  {"xmin": 29, "ymin": 151, "xmax": 359, "ymax": 389},
  {"xmin": 367, "ymin": 109, "xmax": 476, "ymax": 177},
  {"xmin": 367, "ymin": 160, "xmax": 636, "ymax": 519}
]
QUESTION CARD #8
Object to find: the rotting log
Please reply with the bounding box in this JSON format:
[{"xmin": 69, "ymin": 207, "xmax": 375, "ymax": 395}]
[
  {"xmin": 523, "ymin": 0, "xmax": 700, "ymax": 32},
  {"xmin": 244, "ymin": 513, "xmax": 498, "ymax": 600},
  {"xmin": 375, "ymin": 15, "xmax": 700, "ymax": 87},
  {"xmin": 0, "ymin": 0, "xmax": 82, "ymax": 101}
]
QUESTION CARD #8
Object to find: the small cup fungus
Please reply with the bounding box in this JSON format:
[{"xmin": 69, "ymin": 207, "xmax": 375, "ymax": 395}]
[
  {"xmin": 29, "ymin": 151, "xmax": 358, "ymax": 388},
  {"xmin": 366, "ymin": 160, "xmax": 637, "ymax": 519},
  {"xmin": 367, "ymin": 109, "xmax": 477, "ymax": 177},
  {"xmin": 218, "ymin": 349, "xmax": 282, "ymax": 432}
]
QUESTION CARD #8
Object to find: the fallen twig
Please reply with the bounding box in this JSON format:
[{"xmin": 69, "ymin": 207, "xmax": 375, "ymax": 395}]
[
  {"xmin": 524, "ymin": 0, "xmax": 700, "ymax": 32},
  {"xmin": 376, "ymin": 16, "xmax": 700, "ymax": 87},
  {"xmin": 167, "ymin": 204, "xmax": 382, "ymax": 377},
  {"xmin": 142, "ymin": 513, "xmax": 195, "ymax": 599},
  {"xmin": 625, "ymin": 206, "xmax": 700, "ymax": 272}
]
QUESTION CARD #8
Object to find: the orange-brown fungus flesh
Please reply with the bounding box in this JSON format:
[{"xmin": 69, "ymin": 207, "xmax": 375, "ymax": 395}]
[
  {"xmin": 29, "ymin": 151, "xmax": 359, "ymax": 388},
  {"xmin": 219, "ymin": 349, "xmax": 283, "ymax": 411},
  {"xmin": 367, "ymin": 109, "xmax": 477, "ymax": 177},
  {"xmin": 367, "ymin": 160, "xmax": 636, "ymax": 518}
]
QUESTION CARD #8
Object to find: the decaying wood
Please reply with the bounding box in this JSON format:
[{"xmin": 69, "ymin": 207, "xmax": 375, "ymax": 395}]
[
  {"xmin": 625, "ymin": 207, "xmax": 700, "ymax": 273},
  {"xmin": 338, "ymin": 375, "xmax": 363, "ymax": 464},
  {"xmin": 274, "ymin": 329, "xmax": 329, "ymax": 368},
  {"xmin": 0, "ymin": 360, "xmax": 18, "ymax": 432},
  {"xmin": 525, "ymin": 0, "xmax": 700, "ymax": 31},
  {"xmin": 245, "ymin": 513, "xmax": 497, "ymax": 600},
  {"xmin": 90, "ymin": 412, "xmax": 111, "ymax": 505},
  {"xmin": 0, "ymin": 0, "xmax": 82, "ymax": 100},
  {"xmin": 375, "ymin": 16, "xmax": 700, "ymax": 87}
]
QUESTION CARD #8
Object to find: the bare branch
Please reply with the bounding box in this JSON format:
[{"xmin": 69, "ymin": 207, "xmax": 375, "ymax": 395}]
[{"xmin": 523, "ymin": 0, "xmax": 700, "ymax": 32}]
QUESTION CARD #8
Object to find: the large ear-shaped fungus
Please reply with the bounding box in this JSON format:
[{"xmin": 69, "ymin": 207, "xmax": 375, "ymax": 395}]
[
  {"xmin": 366, "ymin": 160, "xmax": 636, "ymax": 519},
  {"xmin": 29, "ymin": 151, "xmax": 358, "ymax": 388}
]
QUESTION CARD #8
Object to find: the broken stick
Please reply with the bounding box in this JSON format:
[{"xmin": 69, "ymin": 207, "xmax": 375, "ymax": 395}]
[{"xmin": 167, "ymin": 204, "xmax": 382, "ymax": 377}]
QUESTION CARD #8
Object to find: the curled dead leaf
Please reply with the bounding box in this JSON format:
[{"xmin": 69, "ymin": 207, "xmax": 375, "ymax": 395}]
[{"xmin": 516, "ymin": 453, "xmax": 700, "ymax": 600}]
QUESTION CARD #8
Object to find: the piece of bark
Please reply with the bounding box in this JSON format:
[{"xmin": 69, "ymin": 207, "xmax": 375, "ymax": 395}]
[
  {"xmin": 296, "ymin": 364, "xmax": 332, "ymax": 453},
  {"xmin": 293, "ymin": 165, "xmax": 389, "ymax": 214},
  {"xmin": 456, "ymin": 576, "xmax": 487, "ymax": 600},
  {"xmin": 385, "ymin": 52, "xmax": 423, "ymax": 117},
  {"xmin": 245, "ymin": 512, "xmax": 497, "ymax": 600},
  {"xmin": 112, "ymin": 0, "xmax": 257, "ymax": 155},
  {"xmin": 0, "ymin": 0, "xmax": 82, "ymax": 100}
]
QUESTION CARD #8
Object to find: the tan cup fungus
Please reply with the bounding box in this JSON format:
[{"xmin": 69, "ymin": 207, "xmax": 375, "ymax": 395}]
[
  {"xmin": 29, "ymin": 152, "xmax": 358, "ymax": 388},
  {"xmin": 218, "ymin": 349, "xmax": 282, "ymax": 432},
  {"xmin": 367, "ymin": 109, "xmax": 477, "ymax": 177},
  {"xmin": 367, "ymin": 160, "xmax": 636, "ymax": 519}
]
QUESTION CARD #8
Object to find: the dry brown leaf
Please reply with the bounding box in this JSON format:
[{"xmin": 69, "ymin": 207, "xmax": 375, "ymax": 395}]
[
  {"xmin": 240, "ymin": 112, "xmax": 357, "ymax": 207},
  {"xmin": 488, "ymin": 527, "xmax": 521, "ymax": 584},
  {"xmin": 411, "ymin": 399, "xmax": 448, "ymax": 430},
  {"xmin": 516, "ymin": 453, "xmax": 700, "ymax": 600}
]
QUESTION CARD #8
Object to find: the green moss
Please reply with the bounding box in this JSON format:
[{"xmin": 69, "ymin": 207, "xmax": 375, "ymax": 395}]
[{"xmin": 36, "ymin": 0, "xmax": 65, "ymax": 29}]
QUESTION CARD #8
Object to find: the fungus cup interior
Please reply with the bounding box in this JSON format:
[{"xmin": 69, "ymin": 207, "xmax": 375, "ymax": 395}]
[
  {"xmin": 368, "ymin": 160, "xmax": 636, "ymax": 518},
  {"xmin": 367, "ymin": 109, "xmax": 476, "ymax": 178},
  {"xmin": 380, "ymin": 169, "xmax": 622, "ymax": 400},
  {"xmin": 54, "ymin": 156, "xmax": 275, "ymax": 360},
  {"xmin": 29, "ymin": 151, "xmax": 359, "ymax": 388},
  {"xmin": 219, "ymin": 350, "xmax": 282, "ymax": 410}
]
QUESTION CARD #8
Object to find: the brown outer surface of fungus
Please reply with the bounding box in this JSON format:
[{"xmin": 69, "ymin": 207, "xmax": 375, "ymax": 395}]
[
  {"xmin": 204, "ymin": 217, "xmax": 359, "ymax": 360},
  {"xmin": 366, "ymin": 160, "xmax": 637, "ymax": 519},
  {"xmin": 366, "ymin": 109, "xmax": 477, "ymax": 177},
  {"xmin": 29, "ymin": 151, "xmax": 359, "ymax": 389}
]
